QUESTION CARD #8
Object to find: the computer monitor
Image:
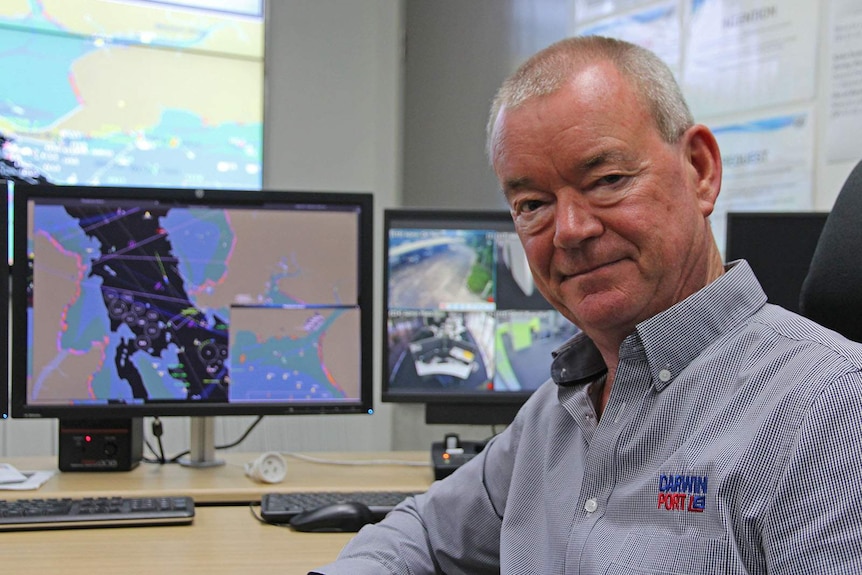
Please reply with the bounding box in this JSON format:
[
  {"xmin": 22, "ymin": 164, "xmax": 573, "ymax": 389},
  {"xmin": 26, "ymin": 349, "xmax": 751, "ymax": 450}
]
[
  {"xmin": 1, "ymin": 180, "xmax": 7, "ymax": 419},
  {"xmin": 725, "ymin": 211, "xmax": 829, "ymax": 314},
  {"xmin": 1, "ymin": 1, "xmax": 266, "ymax": 265},
  {"xmin": 382, "ymin": 209, "xmax": 579, "ymax": 426},
  {"xmin": 0, "ymin": 1, "xmax": 264, "ymax": 190},
  {"xmin": 11, "ymin": 184, "xmax": 374, "ymax": 463}
]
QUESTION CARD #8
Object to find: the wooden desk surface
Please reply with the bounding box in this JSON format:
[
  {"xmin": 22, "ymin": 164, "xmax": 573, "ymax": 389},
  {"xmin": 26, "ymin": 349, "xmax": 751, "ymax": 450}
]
[
  {"xmin": 0, "ymin": 505, "xmax": 355, "ymax": 574},
  {"xmin": 1, "ymin": 450, "xmax": 434, "ymax": 503},
  {"xmin": 0, "ymin": 451, "xmax": 434, "ymax": 573}
]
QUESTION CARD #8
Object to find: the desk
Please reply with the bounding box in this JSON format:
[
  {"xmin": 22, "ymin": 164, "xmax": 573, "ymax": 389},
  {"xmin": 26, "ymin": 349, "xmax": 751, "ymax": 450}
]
[{"xmin": 0, "ymin": 451, "xmax": 433, "ymax": 573}]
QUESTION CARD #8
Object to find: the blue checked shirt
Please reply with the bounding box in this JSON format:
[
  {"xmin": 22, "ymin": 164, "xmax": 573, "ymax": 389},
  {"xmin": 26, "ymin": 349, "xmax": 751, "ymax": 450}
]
[{"xmin": 313, "ymin": 261, "xmax": 862, "ymax": 574}]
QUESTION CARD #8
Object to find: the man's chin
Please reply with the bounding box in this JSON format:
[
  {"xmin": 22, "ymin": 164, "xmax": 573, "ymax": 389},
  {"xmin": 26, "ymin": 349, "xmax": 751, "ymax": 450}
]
[{"xmin": 560, "ymin": 289, "xmax": 637, "ymax": 331}]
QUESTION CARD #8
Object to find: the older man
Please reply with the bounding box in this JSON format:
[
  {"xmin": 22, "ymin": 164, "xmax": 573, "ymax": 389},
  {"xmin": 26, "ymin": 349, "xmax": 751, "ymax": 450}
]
[{"xmin": 312, "ymin": 36, "xmax": 862, "ymax": 575}]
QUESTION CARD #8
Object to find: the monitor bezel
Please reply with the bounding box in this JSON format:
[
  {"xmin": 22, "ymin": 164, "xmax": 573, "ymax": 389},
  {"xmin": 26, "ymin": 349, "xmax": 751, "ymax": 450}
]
[
  {"xmin": 724, "ymin": 210, "xmax": 829, "ymax": 314},
  {"xmin": 1, "ymin": 180, "xmax": 7, "ymax": 419},
  {"xmin": 381, "ymin": 207, "xmax": 560, "ymax": 423},
  {"xmin": 10, "ymin": 183, "xmax": 374, "ymax": 419}
]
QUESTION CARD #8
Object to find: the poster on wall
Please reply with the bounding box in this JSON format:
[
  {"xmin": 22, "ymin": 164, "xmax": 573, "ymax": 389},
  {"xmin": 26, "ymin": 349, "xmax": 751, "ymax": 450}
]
[
  {"xmin": 576, "ymin": 1, "xmax": 681, "ymax": 77},
  {"xmin": 825, "ymin": 0, "xmax": 862, "ymax": 163},
  {"xmin": 574, "ymin": 0, "xmax": 661, "ymax": 26},
  {"xmin": 683, "ymin": 0, "xmax": 818, "ymax": 119},
  {"xmin": 709, "ymin": 110, "xmax": 814, "ymax": 253}
]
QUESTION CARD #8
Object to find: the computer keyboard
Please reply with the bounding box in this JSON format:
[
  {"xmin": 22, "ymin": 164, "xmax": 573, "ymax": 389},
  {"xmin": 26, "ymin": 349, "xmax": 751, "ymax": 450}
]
[
  {"xmin": 0, "ymin": 495, "xmax": 195, "ymax": 531},
  {"xmin": 260, "ymin": 490, "xmax": 419, "ymax": 524}
]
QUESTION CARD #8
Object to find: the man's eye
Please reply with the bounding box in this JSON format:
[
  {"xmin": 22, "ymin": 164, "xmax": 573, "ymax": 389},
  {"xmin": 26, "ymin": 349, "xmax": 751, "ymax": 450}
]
[
  {"xmin": 514, "ymin": 199, "xmax": 545, "ymax": 214},
  {"xmin": 597, "ymin": 174, "xmax": 624, "ymax": 186}
]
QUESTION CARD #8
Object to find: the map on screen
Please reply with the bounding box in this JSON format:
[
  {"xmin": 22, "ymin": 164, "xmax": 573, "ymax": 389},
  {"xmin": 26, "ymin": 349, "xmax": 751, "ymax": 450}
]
[
  {"xmin": 27, "ymin": 197, "xmax": 362, "ymax": 407},
  {"xmin": 0, "ymin": 0, "xmax": 264, "ymax": 189},
  {"xmin": 1, "ymin": 1, "xmax": 265, "ymax": 264}
]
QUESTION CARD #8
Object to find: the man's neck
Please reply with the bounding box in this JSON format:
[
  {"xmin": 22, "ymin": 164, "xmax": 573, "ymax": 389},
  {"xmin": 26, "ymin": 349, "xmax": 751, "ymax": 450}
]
[{"xmin": 591, "ymin": 245, "xmax": 726, "ymax": 418}]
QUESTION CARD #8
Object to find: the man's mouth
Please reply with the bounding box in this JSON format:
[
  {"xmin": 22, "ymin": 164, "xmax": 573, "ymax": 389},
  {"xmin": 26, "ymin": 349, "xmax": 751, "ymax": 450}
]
[{"xmin": 564, "ymin": 258, "xmax": 623, "ymax": 279}]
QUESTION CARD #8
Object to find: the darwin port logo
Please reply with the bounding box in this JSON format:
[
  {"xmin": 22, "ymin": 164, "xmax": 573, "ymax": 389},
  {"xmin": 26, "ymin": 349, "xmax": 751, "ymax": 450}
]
[{"xmin": 657, "ymin": 473, "xmax": 708, "ymax": 513}]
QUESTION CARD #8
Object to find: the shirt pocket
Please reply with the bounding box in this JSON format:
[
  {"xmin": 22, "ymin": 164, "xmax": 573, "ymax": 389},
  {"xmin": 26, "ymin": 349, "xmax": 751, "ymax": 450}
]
[{"xmin": 604, "ymin": 529, "xmax": 733, "ymax": 575}]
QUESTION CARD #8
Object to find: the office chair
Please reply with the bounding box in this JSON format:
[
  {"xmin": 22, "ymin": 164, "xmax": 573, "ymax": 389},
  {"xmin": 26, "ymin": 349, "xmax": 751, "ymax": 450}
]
[{"xmin": 799, "ymin": 158, "xmax": 862, "ymax": 342}]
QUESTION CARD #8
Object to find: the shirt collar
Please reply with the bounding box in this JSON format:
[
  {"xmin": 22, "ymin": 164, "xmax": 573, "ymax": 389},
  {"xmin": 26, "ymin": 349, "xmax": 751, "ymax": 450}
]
[
  {"xmin": 550, "ymin": 330, "xmax": 607, "ymax": 386},
  {"xmin": 550, "ymin": 260, "xmax": 767, "ymax": 390}
]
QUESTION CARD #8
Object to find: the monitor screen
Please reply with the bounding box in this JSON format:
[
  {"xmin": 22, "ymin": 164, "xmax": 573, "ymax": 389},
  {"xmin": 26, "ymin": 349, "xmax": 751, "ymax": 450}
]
[
  {"xmin": 11, "ymin": 184, "xmax": 374, "ymax": 421},
  {"xmin": 382, "ymin": 209, "xmax": 579, "ymax": 425},
  {"xmin": 1, "ymin": 0, "xmax": 266, "ymax": 263},
  {"xmin": 725, "ymin": 211, "xmax": 829, "ymax": 314}
]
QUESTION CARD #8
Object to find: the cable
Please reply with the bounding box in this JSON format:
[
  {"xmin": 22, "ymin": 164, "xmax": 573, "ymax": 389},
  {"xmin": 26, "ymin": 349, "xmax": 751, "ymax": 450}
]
[
  {"xmin": 216, "ymin": 415, "xmax": 265, "ymax": 449},
  {"xmin": 142, "ymin": 418, "xmax": 167, "ymax": 464},
  {"xmin": 248, "ymin": 502, "xmax": 290, "ymax": 527},
  {"xmin": 144, "ymin": 415, "xmax": 266, "ymax": 465},
  {"xmin": 153, "ymin": 417, "xmax": 166, "ymax": 464},
  {"xmin": 283, "ymin": 452, "xmax": 429, "ymax": 467}
]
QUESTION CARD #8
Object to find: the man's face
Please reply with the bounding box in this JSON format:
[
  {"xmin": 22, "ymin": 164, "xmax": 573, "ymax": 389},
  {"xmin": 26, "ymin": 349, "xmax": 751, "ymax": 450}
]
[{"xmin": 490, "ymin": 61, "xmax": 717, "ymax": 341}]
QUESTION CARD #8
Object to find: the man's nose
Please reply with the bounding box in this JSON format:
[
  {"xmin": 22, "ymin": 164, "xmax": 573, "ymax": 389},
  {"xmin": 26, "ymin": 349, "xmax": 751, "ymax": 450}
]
[{"xmin": 553, "ymin": 191, "xmax": 603, "ymax": 248}]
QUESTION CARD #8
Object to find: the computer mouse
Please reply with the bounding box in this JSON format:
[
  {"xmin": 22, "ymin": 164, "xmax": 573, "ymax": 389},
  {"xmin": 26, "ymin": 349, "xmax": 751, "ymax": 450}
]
[{"xmin": 288, "ymin": 501, "xmax": 375, "ymax": 532}]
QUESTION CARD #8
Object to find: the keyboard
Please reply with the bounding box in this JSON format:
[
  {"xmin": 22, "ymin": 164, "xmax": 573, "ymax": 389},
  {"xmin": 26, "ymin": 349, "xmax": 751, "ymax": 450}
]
[
  {"xmin": 0, "ymin": 495, "xmax": 195, "ymax": 531},
  {"xmin": 260, "ymin": 490, "xmax": 419, "ymax": 524}
]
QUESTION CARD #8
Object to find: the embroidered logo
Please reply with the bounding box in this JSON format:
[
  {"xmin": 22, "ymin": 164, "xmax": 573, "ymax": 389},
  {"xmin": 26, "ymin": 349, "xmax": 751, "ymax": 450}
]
[{"xmin": 657, "ymin": 473, "xmax": 708, "ymax": 513}]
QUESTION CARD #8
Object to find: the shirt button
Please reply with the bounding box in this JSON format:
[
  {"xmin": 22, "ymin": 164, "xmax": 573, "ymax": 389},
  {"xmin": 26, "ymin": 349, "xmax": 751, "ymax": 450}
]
[
  {"xmin": 658, "ymin": 369, "xmax": 672, "ymax": 382},
  {"xmin": 584, "ymin": 498, "xmax": 598, "ymax": 513}
]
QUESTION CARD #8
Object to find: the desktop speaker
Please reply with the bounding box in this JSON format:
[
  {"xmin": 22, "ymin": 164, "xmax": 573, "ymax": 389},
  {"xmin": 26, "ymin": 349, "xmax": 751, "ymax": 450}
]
[{"xmin": 58, "ymin": 418, "xmax": 144, "ymax": 472}]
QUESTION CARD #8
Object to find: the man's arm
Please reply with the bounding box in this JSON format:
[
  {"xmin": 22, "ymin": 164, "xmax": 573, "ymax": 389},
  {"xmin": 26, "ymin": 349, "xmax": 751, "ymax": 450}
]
[
  {"xmin": 764, "ymin": 372, "xmax": 862, "ymax": 573},
  {"xmin": 310, "ymin": 427, "xmax": 519, "ymax": 574}
]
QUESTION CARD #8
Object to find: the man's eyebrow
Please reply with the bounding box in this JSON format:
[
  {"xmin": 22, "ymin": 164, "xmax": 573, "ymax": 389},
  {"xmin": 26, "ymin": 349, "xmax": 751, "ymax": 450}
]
[
  {"xmin": 582, "ymin": 150, "xmax": 633, "ymax": 171},
  {"xmin": 501, "ymin": 150, "xmax": 636, "ymax": 197},
  {"xmin": 502, "ymin": 177, "xmax": 535, "ymax": 195}
]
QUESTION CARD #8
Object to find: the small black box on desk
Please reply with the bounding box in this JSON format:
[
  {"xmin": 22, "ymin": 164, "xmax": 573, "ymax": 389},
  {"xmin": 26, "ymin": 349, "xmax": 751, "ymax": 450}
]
[
  {"xmin": 58, "ymin": 418, "xmax": 143, "ymax": 471},
  {"xmin": 430, "ymin": 435, "xmax": 485, "ymax": 480}
]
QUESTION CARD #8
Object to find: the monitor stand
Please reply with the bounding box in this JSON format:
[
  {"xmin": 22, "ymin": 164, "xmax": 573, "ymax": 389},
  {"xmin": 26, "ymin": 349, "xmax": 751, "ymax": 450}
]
[{"xmin": 178, "ymin": 416, "xmax": 225, "ymax": 468}]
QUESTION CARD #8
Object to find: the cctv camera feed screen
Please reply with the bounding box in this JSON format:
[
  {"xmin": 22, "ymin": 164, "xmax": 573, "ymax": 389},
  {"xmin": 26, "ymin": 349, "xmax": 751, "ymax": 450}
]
[
  {"xmin": 384, "ymin": 210, "xmax": 579, "ymax": 401},
  {"xmin": 21, "ymin": 188, "xmax": 367, "ymax": 410}
]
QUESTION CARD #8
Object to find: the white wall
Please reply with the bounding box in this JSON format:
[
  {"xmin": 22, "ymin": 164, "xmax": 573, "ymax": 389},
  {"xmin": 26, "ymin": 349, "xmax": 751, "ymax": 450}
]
[{"xmin": 0, "ymin": 0, "xmax": 405, "ymax": 459}]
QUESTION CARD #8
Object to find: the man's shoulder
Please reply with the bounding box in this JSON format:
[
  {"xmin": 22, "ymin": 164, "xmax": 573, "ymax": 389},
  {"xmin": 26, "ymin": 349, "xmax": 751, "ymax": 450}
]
[{"xmin": 745, "ymin": 303, "xmax": 862, "ymax": 375}]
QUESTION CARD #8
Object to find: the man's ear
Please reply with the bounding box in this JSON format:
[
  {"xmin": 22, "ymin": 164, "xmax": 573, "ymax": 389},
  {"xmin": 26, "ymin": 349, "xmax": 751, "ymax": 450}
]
[{"xmin": 683, "ymin": 124, "xmax": 722, "ymax": 217}]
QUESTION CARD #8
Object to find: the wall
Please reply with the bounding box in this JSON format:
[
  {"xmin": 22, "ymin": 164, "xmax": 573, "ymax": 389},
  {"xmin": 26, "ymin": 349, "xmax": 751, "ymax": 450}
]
[{"xmin": 402, "ymin": 0, "xmax": 858, "ymax": 211}]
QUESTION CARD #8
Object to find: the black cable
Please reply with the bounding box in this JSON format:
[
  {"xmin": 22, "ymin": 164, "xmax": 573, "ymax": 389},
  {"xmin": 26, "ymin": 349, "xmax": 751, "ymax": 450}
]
[
  {"xmin": 216, "ymin": 415, "xmax": 265, "ymax": 450},
  {"xmin": 152, "ymin": 417, "xmax": 166, "ymax": 464},
  {"xmin": 148, "ymin": 415, "xmax": 266, "ymax": 465}
]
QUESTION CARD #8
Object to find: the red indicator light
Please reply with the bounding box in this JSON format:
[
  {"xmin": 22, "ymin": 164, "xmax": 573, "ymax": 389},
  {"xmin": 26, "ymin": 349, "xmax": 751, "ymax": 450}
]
[
  {"xmin": 442, "ymin": 453, "xmax": 450, "ymax": 460},
  {"xmin": 85, "ymin": 435, "xmax": 92, "ymax": 443}
]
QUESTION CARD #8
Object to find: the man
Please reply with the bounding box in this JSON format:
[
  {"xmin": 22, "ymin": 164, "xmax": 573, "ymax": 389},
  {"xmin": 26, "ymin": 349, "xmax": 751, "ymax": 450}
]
[{"xmin": 313, "ymin": 36, "xmax": 862, "ymax": 574}]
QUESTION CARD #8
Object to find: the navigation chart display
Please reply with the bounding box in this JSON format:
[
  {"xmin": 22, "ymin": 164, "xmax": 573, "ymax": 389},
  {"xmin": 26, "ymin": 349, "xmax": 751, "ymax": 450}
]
[
  {"xmin": 12, "ymin": 185, "xmax": 374, "ymax": 418},
  {"xmin": 1, "ymin": 1, "xmax": 265, "ymax": 264}
]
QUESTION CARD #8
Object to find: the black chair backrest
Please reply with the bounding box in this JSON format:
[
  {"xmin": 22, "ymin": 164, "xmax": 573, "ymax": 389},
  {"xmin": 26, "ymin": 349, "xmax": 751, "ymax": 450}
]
[{"xmin": 799, "ymin": 159, "xmax": 862, "ymax": 342}]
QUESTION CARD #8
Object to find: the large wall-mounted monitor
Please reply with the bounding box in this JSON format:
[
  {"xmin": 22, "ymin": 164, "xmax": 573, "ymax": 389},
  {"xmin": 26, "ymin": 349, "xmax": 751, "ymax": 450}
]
[
  {"xmin": 382, "ymin": 209, "xmax": 579, "ymax": 426},
  {"xmin": 1, "ymin": 0, "xmax": 266, "ymax": 264},
  {"xmin": 11, "ymin": 184, "xmax": 374, "ymax": 460},
  {"xmin": 725, "ymin": 211, "xmax": 828, "ymax": 314}
]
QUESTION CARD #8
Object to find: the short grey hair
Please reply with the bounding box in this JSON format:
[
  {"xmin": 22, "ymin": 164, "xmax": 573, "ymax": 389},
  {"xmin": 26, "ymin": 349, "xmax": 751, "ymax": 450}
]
[{"xmin": 486, "ymin": 36, "xmax": 694, "ymax": 160}]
